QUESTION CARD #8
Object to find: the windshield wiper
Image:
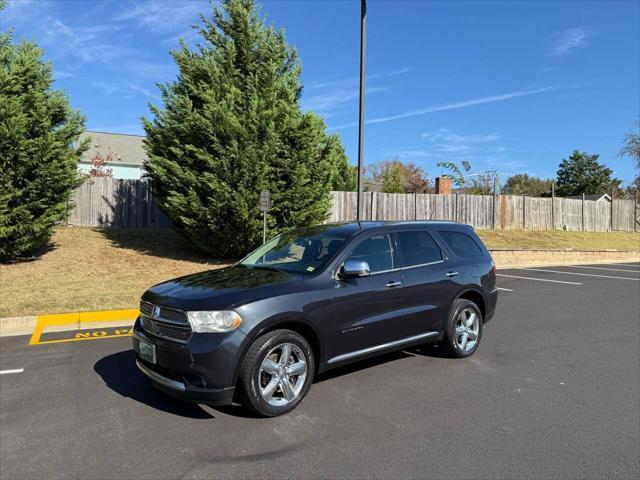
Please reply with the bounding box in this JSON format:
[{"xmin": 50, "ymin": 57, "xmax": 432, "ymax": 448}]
[{"xmin": 245, "ymin": 264, "xmax": 286, "ymax": 273}]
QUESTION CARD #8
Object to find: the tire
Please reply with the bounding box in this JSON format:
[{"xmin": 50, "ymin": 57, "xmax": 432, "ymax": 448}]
[
  {"xmin": 442, "ymin": 298, "xmax": 483, "ymax": 358},
  {"xmin": 239, "ymin": 329, "xmax": 315, "ymax": 417}
]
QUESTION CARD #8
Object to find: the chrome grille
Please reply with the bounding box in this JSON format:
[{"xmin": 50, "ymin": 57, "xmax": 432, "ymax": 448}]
[
  {"xmin": 142, "ymin": 318, "xmax": 192, "ymax": 343},
  {"xmin": 139, "ymin": 301, "xmax": 189, "ymax": 325},
  {"xmin": 140, "ymin": 301, "xmax": 192, "ymax": 343}
]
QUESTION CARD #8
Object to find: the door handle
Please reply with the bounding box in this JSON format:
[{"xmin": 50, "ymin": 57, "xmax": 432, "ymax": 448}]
[
  {"xmin": 386, "ymin": 281, "xmax": 402, "ymax": 288},
  {"xmin": 446, "ymin": 271, "xmax": 459, "ymax": 277}
]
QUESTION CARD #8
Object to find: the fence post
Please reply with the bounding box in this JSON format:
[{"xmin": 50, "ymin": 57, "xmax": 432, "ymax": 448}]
[
  {"xmin": 582, "ymin": 193, "xmax": 585, "ymax": 231},
  {"xmin": 551, "ymin": 183, "xmax": 555, "ymax": 230},
  {"xmin": 492, "ymin": 190, "xmax": 497, "ymax": 230},
  {"xmin": 454, "ymin": 192, "xmax": 458, "ymax": 222},
  {"xmin": 633, "ymin": 190, "xmax": 640, "ymax": 231},
  {"xmin": 414, "ymin": 192, "xmax": 417, "ymax": 220},
  {"xmin": 522, "ymin": 195, "xmax": 526, "ymax": 229},
  {"xmin": 610, "ymin": 187, "xmax": 614, "ymax": 232}
]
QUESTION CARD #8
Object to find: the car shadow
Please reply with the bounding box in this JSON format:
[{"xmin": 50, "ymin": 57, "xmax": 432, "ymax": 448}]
[
  {"xmin": 95, "ymin": 342, "xmax": 451, "ymax": 419},
  {"xmin": 94, "ymin": 349, "xmax": 214, "ymax": 419}
]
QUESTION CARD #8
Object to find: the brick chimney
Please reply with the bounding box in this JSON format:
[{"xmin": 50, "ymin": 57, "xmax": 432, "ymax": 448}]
[{"xmin": 435, "ymin": 176, "xmax": 452, "ymax": 195}]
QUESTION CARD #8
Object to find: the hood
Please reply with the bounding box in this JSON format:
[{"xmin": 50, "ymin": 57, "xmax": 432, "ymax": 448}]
[{"xmin": 142, "ymin": 265, "xmax": 303, "ymax": 311}]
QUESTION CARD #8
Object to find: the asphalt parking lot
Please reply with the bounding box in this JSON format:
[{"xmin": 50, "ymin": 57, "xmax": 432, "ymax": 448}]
[{"xmin": 1, "ymin": 262, "xmax": 639, "ymax": 479}]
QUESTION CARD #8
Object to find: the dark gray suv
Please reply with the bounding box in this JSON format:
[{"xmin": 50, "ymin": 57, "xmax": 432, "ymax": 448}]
[{"xmin": 133, "ymin": 221, "xmax": 498, "ymax": 416}]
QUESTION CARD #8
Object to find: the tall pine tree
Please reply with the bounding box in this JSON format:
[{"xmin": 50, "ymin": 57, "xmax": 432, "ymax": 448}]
[
  {"xmin": 0, "ymin": 7, "xmax": 86, "ymax": 262},
  {"xmin": 143, "ymin": 0, "xmax": 354, "ymax": 257}
]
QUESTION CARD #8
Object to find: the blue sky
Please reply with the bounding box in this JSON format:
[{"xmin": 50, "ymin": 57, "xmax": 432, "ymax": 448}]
[{"xmin": 2, "ymin": 0, "xmax": 639, "ymax": 184}]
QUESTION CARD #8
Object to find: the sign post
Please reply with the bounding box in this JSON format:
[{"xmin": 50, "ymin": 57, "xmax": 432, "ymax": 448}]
[{"xmin": 259, "ymin": 190, "xmax": 270, "ymax": 244}]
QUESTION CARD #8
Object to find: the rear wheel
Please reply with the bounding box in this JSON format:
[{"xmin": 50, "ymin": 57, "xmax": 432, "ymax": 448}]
[
  {"xmin": 443, "ymin": 299, "xmax": 483, "ymax": 358},
  {"xmin": 239, "ymin": 329, "xmax": 314, "ymax": 417}
]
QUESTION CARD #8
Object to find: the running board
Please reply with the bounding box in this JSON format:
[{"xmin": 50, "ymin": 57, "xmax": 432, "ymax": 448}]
[{"xmin": 327, "ymin": 331, "xmax": 438, "ymax": 364}]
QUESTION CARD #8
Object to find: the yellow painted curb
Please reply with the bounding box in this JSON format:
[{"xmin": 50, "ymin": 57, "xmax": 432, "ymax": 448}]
[{"xmin": 29, "ymin": 309, "xmax": 139, "ymax": 345}]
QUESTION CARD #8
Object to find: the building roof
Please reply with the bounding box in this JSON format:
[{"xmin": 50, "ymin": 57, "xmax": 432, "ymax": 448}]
[
  {"xmin": 79, "ymin": 131, "xmax": 146, "ymax": 167},
  {"xmin": 566, "ymin": 194, "xmax": 612, "ymax": 202}
]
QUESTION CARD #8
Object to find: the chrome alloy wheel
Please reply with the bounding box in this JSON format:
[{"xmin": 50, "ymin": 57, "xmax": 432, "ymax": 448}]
[
  {"xmin": 455, "ymin": 307, "xmax": 480, "ymax": 352},
  {"xmin": 258, "ymin": 343, "xmax": 307, "ymax": 407}
]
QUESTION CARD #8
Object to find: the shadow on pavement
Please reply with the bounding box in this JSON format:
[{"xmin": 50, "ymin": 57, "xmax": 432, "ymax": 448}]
[{"xmin": 94, "ymin": 349, "xmax": 214, "ymax": 419}]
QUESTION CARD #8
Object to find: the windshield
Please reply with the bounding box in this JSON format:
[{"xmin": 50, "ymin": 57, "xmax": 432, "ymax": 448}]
[{"xmin": 240, "ymin": 228, "xmax": 347, "ymax": 275}]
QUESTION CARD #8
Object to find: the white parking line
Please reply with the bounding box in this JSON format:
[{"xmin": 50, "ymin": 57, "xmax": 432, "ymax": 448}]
[
  {"xmin": 0, "ymin": 369, "xmax": 24, "ymax": 375},
  {"xmin": 605, "ymin": 263, "xmax": 640, "ymax": 269},
  {"xmin": 520, "ymin": 268, "xmax": 640, "ymax": 281},
  {"xmin": 562, "ymin": 265, "xmax": 640, "ymax": 273},
  {"xmin": 496, "ymin": 274, "xmax": 582, "ymax": 285},
  {"xmin": 496, "ymin": 287, "xmax": 514, "ymax": 292}
]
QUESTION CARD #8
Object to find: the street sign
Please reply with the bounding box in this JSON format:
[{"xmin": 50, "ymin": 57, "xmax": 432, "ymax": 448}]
[{"xmin": 260, "ymin": 190, "xmax": 270, "ymax": 212}]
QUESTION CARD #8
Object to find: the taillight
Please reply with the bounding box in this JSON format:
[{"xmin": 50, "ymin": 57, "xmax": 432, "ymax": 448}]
[{"xmin": 491, "ymin": 259, "xmax": 496, "ymax": 274}]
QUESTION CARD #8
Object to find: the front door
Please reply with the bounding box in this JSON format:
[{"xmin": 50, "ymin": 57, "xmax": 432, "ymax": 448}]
[{"xmin": 331, "ymin": 233, "xmax": 407, "ymax": 358}]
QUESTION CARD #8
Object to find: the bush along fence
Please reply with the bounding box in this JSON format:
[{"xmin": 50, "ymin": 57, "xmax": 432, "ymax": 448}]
[
  {"xmin": 67, "ymin": 178, "xmax": 639, "ymax": 231},
  {"xmin": 329, "ymin": 191, "xmax": 639, "ymax": 232}
]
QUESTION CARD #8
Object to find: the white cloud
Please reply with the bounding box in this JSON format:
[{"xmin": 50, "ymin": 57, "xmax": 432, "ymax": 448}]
[
  {"xmin": 112, "ymin": 0, "xmax": 208, "ymax": 34},
  {"xmin": 331, "ymin": 87, "xmax": 558, "ymax": 130},
  {"xmin": 302, "ymin": 86, "xmax": 387, "ymax": 113},
  {"xmin": 548, "ymin": 27, "xmax": 593, "ymax": 57}
]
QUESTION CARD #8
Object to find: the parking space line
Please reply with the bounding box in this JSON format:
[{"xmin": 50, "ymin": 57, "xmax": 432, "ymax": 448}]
[
  {"xmin": 520, "ymin": 268, "xmax": 640, "ymax": 281},
  {"xmin": 0, "ymin": 369, "xmax": 24, "ymax": 375},
  {"xmin": 496, "ymin": 287, "xmax": 514, "ymax": 292},
  {"xmin": 496, "ymin": 274, "xmax": 582, "ymax": 285},
  {"xmin": 561, "ymin": 265, "xmax": 640, "ymax": 273}
]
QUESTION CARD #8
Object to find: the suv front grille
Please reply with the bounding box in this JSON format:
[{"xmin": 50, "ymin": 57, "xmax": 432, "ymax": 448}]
[{"xmin": 140, "ymin": 301, "xmax": 192, "ymax": 343}]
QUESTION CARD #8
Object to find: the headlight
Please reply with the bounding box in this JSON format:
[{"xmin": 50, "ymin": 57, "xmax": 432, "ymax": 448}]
[{"xmin": 187, "ymin": 311, "xmax": 242, "ymax": 333}]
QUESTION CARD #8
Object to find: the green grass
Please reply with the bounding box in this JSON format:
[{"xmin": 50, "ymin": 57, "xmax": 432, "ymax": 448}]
[{"xmin": 0, "ymin": 227, "xmax": 638, "ymax": 318}]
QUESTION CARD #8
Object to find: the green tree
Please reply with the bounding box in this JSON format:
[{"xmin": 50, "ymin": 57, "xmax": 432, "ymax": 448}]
[
  {"xmin": 380, "ymin": 161, "xmax": 404, "ymax": 193},
  {"xmin": 555, "ymin": 150, "xmax": 622, "ymax": 197},
  {"xmin": 143, "ymin": 0, "xmax": 352, "ymax": 257},
  {"xmin": 0, "ymin": 11, "xmax": 86, "ymax": 262},
  {"xmin": 502, "ymin": 173, "xmax": 554, "ymax": 196}
]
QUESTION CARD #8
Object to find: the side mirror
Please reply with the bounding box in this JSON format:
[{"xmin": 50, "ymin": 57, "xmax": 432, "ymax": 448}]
[{"xmin": 340, "ymin": 259, "xmax": 370, "ymax": 278}]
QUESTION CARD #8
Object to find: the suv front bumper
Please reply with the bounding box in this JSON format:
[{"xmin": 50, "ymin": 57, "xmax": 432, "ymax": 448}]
[{"xmin": 132, "ymin": 319, "xmax": 236, "ymax": 406}]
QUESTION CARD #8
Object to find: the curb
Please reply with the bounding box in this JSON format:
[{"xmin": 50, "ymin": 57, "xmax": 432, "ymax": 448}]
[{"xmin": 0, "ymin": 309, "xmax": 138, "ymax": 340}]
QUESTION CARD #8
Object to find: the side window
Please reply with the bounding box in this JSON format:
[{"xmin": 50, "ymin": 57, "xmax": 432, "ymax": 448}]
[
  {"xmin": 346, "ymin": 234, "xmax": 393, "ymax": 273},
  {"xmin": 438, "ymin": 231, "xmax": 483, "ymax": 257},
  {"xmin": 396, "ymin": 231, "xmax": 442, "ymax": 267}
]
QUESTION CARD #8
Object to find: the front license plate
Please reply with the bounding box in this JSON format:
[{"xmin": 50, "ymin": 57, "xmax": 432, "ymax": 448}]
[{"xmin": 138, "ymin": 339, "xmax": 156, "ymax": 364}]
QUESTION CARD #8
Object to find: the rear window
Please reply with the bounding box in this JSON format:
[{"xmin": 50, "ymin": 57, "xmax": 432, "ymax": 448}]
[
  {"xmin": 396, "ymin": 231, "xmax": 442, "ymax": 267},
  {"xmin": 438, "ymin": 231, "xmax": 483, "ymax": 257}
]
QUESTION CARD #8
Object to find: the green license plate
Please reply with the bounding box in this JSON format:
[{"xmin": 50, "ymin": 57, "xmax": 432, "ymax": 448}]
[{"xmin": 138, "ymin": 340, "xmax": 156, "ymax": 364}]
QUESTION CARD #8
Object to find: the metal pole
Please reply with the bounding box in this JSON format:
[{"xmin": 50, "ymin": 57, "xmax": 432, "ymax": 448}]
[
  {"xmin": 263, "ymin": 211, "xmax": 266, "ymax": 244},
  {"xmin": 356, "ymin": 0, "xmax": 367, "ymax": 221}
]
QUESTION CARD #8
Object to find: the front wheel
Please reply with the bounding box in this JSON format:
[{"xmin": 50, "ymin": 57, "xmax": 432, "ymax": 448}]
[
  {"xmin": 239, "ymin": 329, "xmax": 314, "ymax": 417},
  {"xmin": 443, "ymin": 299, "xmax": 483, "ymax": 358}
]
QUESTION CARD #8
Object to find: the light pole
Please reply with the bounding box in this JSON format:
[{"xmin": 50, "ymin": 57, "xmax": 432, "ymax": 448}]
[{"xmin": 356, "ymin": 0, "xmax": 366, "ymax": 221}]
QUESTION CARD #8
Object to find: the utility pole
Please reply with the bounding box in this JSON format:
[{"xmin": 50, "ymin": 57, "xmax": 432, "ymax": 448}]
[{"xmin": 356, "ymin": 0, "xmax": 366, "ymax": 221}]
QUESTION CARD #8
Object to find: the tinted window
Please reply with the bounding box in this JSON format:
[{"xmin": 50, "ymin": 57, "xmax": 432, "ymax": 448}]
[
  {"xmin": 396, "ymin": 231, "xmax": 442, "ymax": 267},
  {"xmin": 347, "ymin": 234, "xmax": 393, "ymax": 273},
  {"xmin": 241, "ymin": 230, "xmax": 347, "ymax": 274},
  {"xmin": 438, "ymin": 231, "xmax": 483, "ymax": 257}
]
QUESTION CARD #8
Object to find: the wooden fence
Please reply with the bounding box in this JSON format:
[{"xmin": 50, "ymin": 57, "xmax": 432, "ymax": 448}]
[
  {"xmin": 328, "ymin": 191, "xmax": 639, "ymax": 232},
  {"xmin": 67, "ymin": 178, "xmax": 639, "ymax": 232},
  {"xmin": 67, "ymin": 178, "xmax": 170, "ymax": 228}
]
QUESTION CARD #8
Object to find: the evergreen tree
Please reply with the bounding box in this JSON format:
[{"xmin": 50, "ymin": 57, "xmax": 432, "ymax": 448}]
[
  {"xmin": 0, "ymin": 13, "xmax": 86, "ymax": 262},
  {"xmin": 556, "ymin": 150, "xmax": 621, "ymax": 196},
  {"xmin": 143, "ymin": 0, "xmax": 353, "ymax": 257}
]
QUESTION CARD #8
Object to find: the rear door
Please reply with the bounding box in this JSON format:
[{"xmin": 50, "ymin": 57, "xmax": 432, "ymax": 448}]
[
  {"xmin": 331, "ymin": 233, "xmax": 407, "ymax": 356},
  {"xmin": 394, "ymin": 229, "xmax": 462, "ymax": 334}
]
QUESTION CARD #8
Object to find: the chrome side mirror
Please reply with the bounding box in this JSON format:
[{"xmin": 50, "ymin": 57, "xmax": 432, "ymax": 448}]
[{"xmin": 340, "ymin": 259, "xmax": 370, "ymax": 278}]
